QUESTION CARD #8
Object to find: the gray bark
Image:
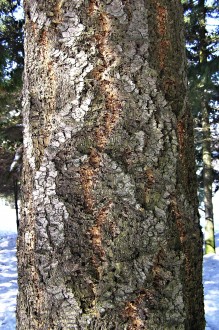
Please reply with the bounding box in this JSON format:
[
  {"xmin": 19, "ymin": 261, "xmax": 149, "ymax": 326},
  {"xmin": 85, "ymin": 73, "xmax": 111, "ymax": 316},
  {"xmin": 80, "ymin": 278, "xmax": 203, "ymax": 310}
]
[{"xmin": 17, "ymin": 0, "xmax": 205, "ymax": 329}]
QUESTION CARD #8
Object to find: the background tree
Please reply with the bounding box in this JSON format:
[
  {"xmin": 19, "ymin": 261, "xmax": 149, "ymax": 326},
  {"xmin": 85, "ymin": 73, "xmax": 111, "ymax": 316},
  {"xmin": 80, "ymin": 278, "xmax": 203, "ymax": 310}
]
[
  {"xmin": 17, "ymin": 1, "xmax": 205, "ymax": 329},
  {"xmin": 0, "ymin": 0, "xmax": 23, "ymax": 197},
  {"xmin": 182, "ymin": 0, "xmax": 219, "ymax": 254}
]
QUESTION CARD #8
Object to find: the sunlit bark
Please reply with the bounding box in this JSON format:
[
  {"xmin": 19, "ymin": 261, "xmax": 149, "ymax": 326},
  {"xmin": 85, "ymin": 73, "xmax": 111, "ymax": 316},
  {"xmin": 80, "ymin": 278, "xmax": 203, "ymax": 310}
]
[{"xmin": 17, "ymin": 1, "xmax": 205, "ymax": 329}]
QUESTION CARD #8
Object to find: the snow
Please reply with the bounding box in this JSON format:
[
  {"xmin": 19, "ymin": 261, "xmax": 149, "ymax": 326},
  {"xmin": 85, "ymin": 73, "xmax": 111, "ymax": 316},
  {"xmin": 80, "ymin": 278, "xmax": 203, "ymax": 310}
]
[
  {"xmin": 0, "ymin": 201, "xmax": 17, "ymax": 235},
  {"xmin": 0, "ymin": 202, "xmax": 219, "ymax": 329},
  {"xmin": 203, "ymin": 232, "xmax": 219, "ymax": 330},
  {"xmin": 0, "ymin": 235, "xmax": 17, "ymax": 329},
  {"xmin": 0, "ymin": 200, "xmax": 17, "ymax": 329}
]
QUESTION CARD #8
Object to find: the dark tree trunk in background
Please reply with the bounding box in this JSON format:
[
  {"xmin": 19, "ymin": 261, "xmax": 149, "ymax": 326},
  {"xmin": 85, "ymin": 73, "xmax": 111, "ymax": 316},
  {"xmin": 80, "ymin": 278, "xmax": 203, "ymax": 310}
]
[
  {"xmin": 13, "ymin": 178, "xmax": 19, "ymax": 229},
  {"xmin": 198, "ymin": 0, "xmax": 215, "ymax": 254},
  {"xmin": 202, "ymin": 101, "xmax": 215, "ymax": 254},
  {"xmin": 17, "ymin": 0, "xmax": 205, "ymax": 329}
]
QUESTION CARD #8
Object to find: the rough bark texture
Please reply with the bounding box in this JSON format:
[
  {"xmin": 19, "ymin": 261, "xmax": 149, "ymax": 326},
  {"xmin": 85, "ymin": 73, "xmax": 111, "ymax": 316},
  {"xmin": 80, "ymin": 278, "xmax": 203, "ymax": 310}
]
[{"xmin": 17, "ymin": 0, "xmax": 205, "ymax": 329}]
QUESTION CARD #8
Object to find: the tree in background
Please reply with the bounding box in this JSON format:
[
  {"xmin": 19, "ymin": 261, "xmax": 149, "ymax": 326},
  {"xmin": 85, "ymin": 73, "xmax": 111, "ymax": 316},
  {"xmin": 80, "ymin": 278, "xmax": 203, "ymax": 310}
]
[
  {"xmin": 0, "ymin": 0, "xmax": 23, "ymax": 197},
  {"xmin": 182, "ymin": 0, "xmax": 219, "ymax": 253},
  {"xmin": 0, "ymin": 0, "xmax": 23, "ymax": 86},
  {"xmin": 17, "ymin": 1, "xmax": 204, "ymax": 328}
]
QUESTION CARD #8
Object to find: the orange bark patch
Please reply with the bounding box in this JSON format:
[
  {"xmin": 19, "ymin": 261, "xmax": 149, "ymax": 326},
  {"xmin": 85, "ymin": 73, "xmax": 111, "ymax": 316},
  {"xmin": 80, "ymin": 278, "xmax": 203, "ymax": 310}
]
[
  {"xmin": 95, "ymin": 129, "xmax": 108, "ymax": 151},
  {"xmin": 88, "ymin": 0, "xmax": 98, "ymax": 15},
  {"xmin": 170, "ymin": 197, "xmax": 186, "ymax": 244},
  {"xmin": 38, "ymin": 30, "xmax": 56, "ymax": 149},
  {"xmin": 155, "ymin": 4, "xmax": 170, "ymax": 69},
  {"xmin": 162, "ymin": 76, "xmax": 176, "ymax": 96},
  {"xmin": 157, "ymin": 5, "xmax": 168, "ymax": 36},
  {"xmin": 145, "ymin": 168, "xmax": 155, "ymax": 187},
  {"xmin": 151, "ymin": 248, "xmax": 169, "ymax": 290},
  {"xmin": 144, "ymin": 168, "xmax": 155, "ymax": 204},
  {"xmin": 80, "ymin": 4, "xmax": 122, "ymax": 272},
  {"xmin": 89, "ymin": 201, "xmax": 113, "ymax": 263},
  {"xmin": 80, "ymin": 164, "xmax": 95, "ymax": 211},
  {"xmin": 29, "ymin": 22, "xmax": 57, "ymax": 169},
  {"xmin": 30, "ymin": 21, "xmax": 37, "ymax": 38},
  {"xmin": 88, "ymin": 148, "xmax": 102, "ymax": 168},
  {"xmin": 159, "ymin": 39, "xmax": 170, "ymax": 70},
  {"xmin": 39, "ymin": 29, "xmax": 48, "ymax": 47},
  {"xmin": 91, "ymin": 9, "xmax": 122, "ymax": 151},
  {"xmin": 124, "ymin": 292, "xmax": 149, "ymax": 330},
  {"xmin": 124, "ymin": 302, "xmax": 145, "ymax": 330}
]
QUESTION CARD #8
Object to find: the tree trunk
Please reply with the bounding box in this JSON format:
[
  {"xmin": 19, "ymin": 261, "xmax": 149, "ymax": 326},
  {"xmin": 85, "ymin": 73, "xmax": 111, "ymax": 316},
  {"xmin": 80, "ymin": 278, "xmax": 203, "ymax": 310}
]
[
  {"xmin": 13, "ymin": 178, "xmax": 20, "ymax": 230},
  {"xmin": 197, "ymin": 0, "xmax": 216, "ymax": 254},
  {"xmin": 202, "ymin": 101, "xmax": 215, "ymax": 254},
  {"xmin": 17, "ymin": 0, "xmax": 205, "ymax": 329}
]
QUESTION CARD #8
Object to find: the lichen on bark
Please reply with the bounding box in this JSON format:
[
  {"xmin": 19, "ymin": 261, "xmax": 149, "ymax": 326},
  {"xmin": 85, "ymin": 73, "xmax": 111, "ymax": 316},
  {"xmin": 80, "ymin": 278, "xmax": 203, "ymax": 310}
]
[{"xmin": 17, "ymin": 1, "xmax": 205, "ymax": 329}]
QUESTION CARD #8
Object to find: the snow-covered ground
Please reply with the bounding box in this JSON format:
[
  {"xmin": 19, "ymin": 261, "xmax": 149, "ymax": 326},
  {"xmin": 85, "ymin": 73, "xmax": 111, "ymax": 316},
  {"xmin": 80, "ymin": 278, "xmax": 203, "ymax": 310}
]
[
  {"xmin": 204, "ymin": 232, "xmax": 219, "ymax": 330},
  {"xmin": 0, "ymin": 234, "xmax": 17, "ymax": 329},
  {"xmin": 0, "ymin": 202, "xmax": 219, "ymax": 329},
  {"xmin": 0, "ymin": 201, "xmax": 17, "ymax": 329}
]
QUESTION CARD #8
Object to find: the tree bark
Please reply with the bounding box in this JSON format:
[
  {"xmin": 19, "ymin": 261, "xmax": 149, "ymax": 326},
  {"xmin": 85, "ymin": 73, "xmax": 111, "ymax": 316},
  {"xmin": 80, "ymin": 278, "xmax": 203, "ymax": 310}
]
[{"xmin": 17, "ymin": 0, "xmax": 205, "ymax": 329}]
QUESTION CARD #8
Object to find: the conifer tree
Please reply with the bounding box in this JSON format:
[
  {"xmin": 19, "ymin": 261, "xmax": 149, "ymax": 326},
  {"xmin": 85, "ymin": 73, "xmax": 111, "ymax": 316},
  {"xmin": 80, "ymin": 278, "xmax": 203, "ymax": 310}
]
[
  {"xmin": 0, "ymin": 0, "xmax": 23, "ymax": 196},
  {"xmin": 182, "ymin": 0, "xmax": 219, "ymax": 253}
]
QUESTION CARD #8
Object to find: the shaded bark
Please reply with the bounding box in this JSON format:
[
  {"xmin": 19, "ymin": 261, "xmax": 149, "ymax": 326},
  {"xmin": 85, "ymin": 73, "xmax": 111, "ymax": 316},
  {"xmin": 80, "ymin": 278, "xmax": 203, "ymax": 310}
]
[{"xmin": 17, "ymin": 0, "xmax": 205, "ymax": 329}]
